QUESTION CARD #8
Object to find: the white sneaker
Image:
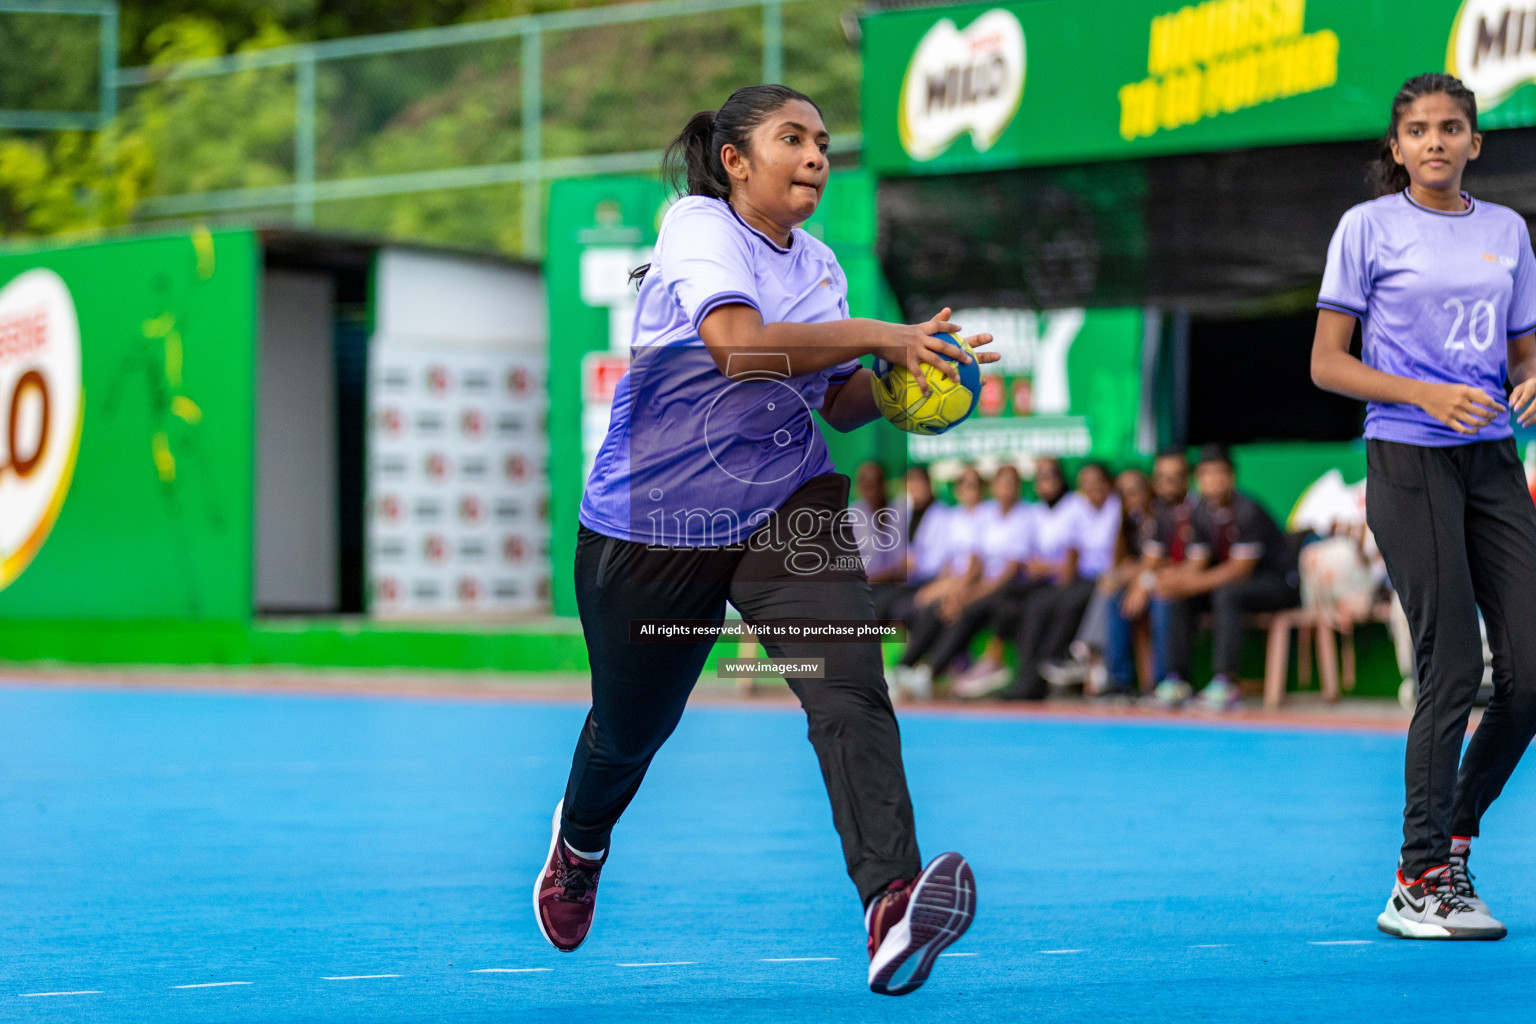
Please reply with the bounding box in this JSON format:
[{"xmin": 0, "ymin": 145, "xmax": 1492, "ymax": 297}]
[
  {"xmin": 1377, "ymin": 865, "xmax": 1505, "ymax": 940},
  {"xmin": 1150, "ymin": 678, "xmax": 1192, "ymax": 708},
  {"xmin": 1448, "ymin": 848, "xmax": 1491, "ymax": 915},
  {"xmin": 1197, "ymin": 677, "xmax": 1243, "ymax": 711},
  {"xmin": 905, "ymin": 664, "xmax": 933, "ymax": 701},
  {"xmin": 951, "ymin": 665, "xmax": 1011, "ymax": 699}
]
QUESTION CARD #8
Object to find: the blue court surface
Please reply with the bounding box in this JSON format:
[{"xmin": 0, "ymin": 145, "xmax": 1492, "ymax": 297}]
[{"xmin": 3, "ymin": 683, "xmax": 1535, "ymax": 1023}]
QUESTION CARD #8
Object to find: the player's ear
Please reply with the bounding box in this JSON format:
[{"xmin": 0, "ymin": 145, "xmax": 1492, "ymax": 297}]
[
  {"xmin": 1468, "ymin": 132, "xmax": 1483, "ymax": 161},
  {"xmin": 720, "ymin": 142, "xmax": 750, "ymax": 185},
  {"xmin": 1389, "ymin": 135, "xmax": 1405, "ymax": 166}
]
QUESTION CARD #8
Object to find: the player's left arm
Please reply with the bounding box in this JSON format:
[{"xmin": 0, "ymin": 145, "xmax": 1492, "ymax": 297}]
[
  {"xmin": 1507, "ymin": 333, "xmax": 1536, "ymax": 426},
  {"xmin": 818, "ymin": 367, "xmax": 882, "ymax": 432}
]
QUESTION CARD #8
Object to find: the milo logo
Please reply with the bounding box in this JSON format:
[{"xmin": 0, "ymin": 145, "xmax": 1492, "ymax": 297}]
[
  {"xmin": 898, "ymin": 9, "xmax": 1026, "ymax": 161},
  {"xmin": 0, "ymin": 268, "xmax": 82, "ymax": 590},
  {"xmin": 1449, "ymin": 0, "xmax": 1536, "ymax": 108}
]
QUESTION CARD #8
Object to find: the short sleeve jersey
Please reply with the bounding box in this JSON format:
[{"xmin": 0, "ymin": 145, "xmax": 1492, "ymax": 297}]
[
  {"xmin": 580, "ymin": 196, "xmax": 863, "ymax": 546},
  {"xmin": 1142, "ymin": 495, "xmax": 1196, "ymax": 563},
  {"xmin": 1033, "ymin": 494, "xmax": 1081, "ymax": 565},
  {"xmin": 940, "ymin": 502, "xmax": 989, "ymax": 576},
  {"xmin": 1187, "ymin": 493, "xmax": 1292, "ymax": 578},
  {"xmin": 1318, "ymin": 191, "xmax": 1536, "ymax": 446},
  {"xmin": 909, "ymin": 502, "xmax": 952, "ymax": 583},
  {"xmin": 1072, "ymin": 494, "xmax": 1123, "ymax": 580},
  {"xmin": 971, "ymin": 500, "xmax": 1035, "ymax": 581},
  {"xmin": 850, "ymin": 498, "xmax": 908, "ymax": 580}
]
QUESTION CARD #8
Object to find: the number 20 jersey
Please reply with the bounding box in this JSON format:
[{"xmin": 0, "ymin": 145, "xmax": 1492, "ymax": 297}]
[{"xmin": 1319, "ymin": 190, "xmax": 1536, "ymax": 446}]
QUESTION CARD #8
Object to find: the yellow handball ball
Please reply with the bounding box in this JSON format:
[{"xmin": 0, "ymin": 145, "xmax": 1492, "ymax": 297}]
[{"xmin": 870, "ymin": 332, "xmax": 982, "ymax": 435}]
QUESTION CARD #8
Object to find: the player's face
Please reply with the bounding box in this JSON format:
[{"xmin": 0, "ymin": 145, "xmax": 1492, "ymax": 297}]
[
  {"xmin": 738, "ymin": 99, "xmax": 830, "ymax": 225},
  {"xmin": 906, "ymin": 469, "xmax": 933, "ymax": 507},
  {"xmin": 1078, "ymin": 468, "xmax": 1112, "ymax": 506},
  {"xmin": 1391, "ymin": 93, "xmax": 1481, "ymax": 192},
  {"xmin": 955, "ymin": 470, "xmax": 983, "ymax": 506},
  {"xmin": 856, "ymin": 462, "xmax": 885, "ymax": 505},
  {"xmin": 1117, "ymin": 470, "xmax": 1150, "ymax": 514},
  {"xmin": 991, "ymin": 467, "xmax": 1020, "ymax": 504},
  {"xmin": 1195, "ymin": 461, "xmax": 1235, "ymax": 505},
  {"xmin": 1034, "ymin": 460, "xmax": 1065, "ymax": 503},
  {"xmin": 1151, "ymin": 456, "xmax": 1188, "ymax": 505}
]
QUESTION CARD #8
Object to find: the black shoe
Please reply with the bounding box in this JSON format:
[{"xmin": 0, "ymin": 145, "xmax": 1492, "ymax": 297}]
[{"xmin": 996, "ymin": 680, "xmax": 1046, "ymax": 701}]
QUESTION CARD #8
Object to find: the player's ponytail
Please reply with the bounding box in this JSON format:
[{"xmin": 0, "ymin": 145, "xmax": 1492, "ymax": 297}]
[
  {"xmin": 1370, "ymin": 73, "xmax": 1478, "ymax": 197},
  {"xmin": 632, "ymin": 85, "xmax": 823, "ymax": 284}
]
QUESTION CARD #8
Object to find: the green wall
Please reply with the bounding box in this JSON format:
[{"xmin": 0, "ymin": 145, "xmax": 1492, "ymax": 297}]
[{"xmin": 0, "ymin": 230, "xmax": 259, "ymax": 622}]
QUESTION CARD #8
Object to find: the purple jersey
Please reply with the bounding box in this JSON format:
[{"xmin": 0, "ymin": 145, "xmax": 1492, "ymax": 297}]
[
  {"xmin": 580, "ymin": 196, "xmax": 861, "ymax": 546},
  {"xmin": 1318, "ymin": 191, "xmax": 1536, "ymax": 446}
]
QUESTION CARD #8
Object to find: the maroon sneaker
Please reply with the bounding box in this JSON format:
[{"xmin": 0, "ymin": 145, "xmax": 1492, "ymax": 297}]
[
  {"xmin": 533, "ymin": 800, "xmax": 605, "ymax": 952},
  {"xmin": 866, "ymin": 852, "xmax": 976, "ymax": 996}
]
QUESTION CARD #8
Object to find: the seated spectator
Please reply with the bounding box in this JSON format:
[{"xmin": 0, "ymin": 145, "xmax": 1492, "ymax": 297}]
[
  {"xmin": 1148, "ymin": 445, "xmax": 1301, "ymax": 710},
  {"xmin": 849, "ymin": 460, "xmax": 909, "ymax": 621},
  {"xmin": 905, "ymin": 464, "xmax": 937, "ymax": 539},
  {"xmin": 1041, "ymin": 466, "xmax": 1153, "ymax": 697},
  {"xmin": 888, "ymin": 465, "xmax": 989, "ymax": 699},
  {"xmin": 914, "ymin": 463, "xmax": 1035, "ymax": 692},
  {"xmin": 878, "ymin": 467, "xmax": 953, "ymax": 628},
  {"xmin": 1114, "ymin": 450, "xmax": 1196, "ymax": 691}
]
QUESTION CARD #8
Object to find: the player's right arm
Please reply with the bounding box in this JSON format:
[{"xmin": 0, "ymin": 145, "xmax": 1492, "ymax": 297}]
[
  {"xmin": 1311, "ymin": 310, "xmax": 1502, "ymax": 434},
  {"xmin": 698, "ymin": 303, "xmax": 989, "ymax": 392}
]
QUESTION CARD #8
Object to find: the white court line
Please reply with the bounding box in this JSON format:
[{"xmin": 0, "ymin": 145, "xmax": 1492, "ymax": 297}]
[
  {"xmin": 939, "ymin": 952, "xmax": 977, "ymax": 957},
  {"xmin": 1039, "ymin": 949, "xmax": 1085, "ymax": 955},
  {"xmin": 171, "ymin": 981, "xmax": 251, "ymax": 989},
  {"xmin": 615, "ymin": 962, "xmax": 695, "ymax": 968},
  {"xmin": 471, "ymin": 968, "xmax": 553, "ymax": 974},
  {"xmin": 761, "ymin": 957, "xmax": 838, "ymax": 962},
  {"xmin": 1189, "ymin": 944, "xmax": 1229, "ymax": 949},
  {"xmin": 1309, "ymin": 940, "xmax": 1374, "ymax": 946},
  {"xmin": 321, "ymin": 975, "xmax": 401, "ymax": 980},
  {"xmin": 20, "ymin": 991, "xmax": 101, "ymax": 998}
]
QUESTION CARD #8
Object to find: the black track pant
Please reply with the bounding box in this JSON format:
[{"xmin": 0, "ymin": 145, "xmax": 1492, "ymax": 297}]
[
  {"xmin": 1157, "ymin": 573, "xmax": 1299, "ymax": 681},
  {"xmin": 1007, "ymin": 578, "xmax": 1096, "ymax": 697},
  {"xmin": 1367, "ymin": 438, "xmax": 1536, "ymax": 879},
  {"xmin": 564, "ymin": 473, "xmax": 922, "ymax": 904}
]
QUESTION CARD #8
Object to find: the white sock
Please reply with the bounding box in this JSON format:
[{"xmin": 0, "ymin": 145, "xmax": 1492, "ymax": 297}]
[{"xmin": 564, "ymin": 839, "xmax": 604, "ymax": 862}]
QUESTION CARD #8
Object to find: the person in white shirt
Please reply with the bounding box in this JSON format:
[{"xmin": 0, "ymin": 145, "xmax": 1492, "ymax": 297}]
[
  {"xmin": 889, "ymin": 466, "xmax": 990, "ymax": 691},
  {"xmin": 994, "ymin": 461, "xmax": 1119, "ymax": 701},
  {"xmin": 850, "ymin": 460, "xmax": 909, "ymax": 618},
  {"xmin": 892, "ymin": 464, "xmax": 1034, "ymax": 696}
]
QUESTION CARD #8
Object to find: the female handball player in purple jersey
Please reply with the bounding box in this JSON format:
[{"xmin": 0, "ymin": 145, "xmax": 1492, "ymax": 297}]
[
  {"xmin": 533, "ymin": 85, "xmax": 996, "ymax": 994},
  {"xmin": 1313, "ymin": 73, "xmax": 1536, "ymax": 941}
]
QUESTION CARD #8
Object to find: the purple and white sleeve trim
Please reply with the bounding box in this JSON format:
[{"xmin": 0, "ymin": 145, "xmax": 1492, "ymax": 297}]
[{"xmin": 691, "ymin": 291, "xmax": 761, "ymax": 334}]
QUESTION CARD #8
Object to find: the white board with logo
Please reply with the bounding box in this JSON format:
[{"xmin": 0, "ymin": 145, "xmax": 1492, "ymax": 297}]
[{"xmin": 366, "ymin": 341, "xmax": 549, "ymax": 618}]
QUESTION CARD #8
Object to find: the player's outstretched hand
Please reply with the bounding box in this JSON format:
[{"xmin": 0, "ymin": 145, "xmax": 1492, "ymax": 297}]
[
  {"xmin": 1510, "ymin": 378, "xmax": 1536, "ymax": 427},
  {"xmin": 1415, "ymin": 382, "xmax": 1504, "ymax": 434},
  {"xmin": 875, "ymin": 308, "xmax": 996, "ymax": 396}
]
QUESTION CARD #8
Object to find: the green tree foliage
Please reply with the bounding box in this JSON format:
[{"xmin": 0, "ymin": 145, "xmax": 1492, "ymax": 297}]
[
  {"xmin": 3, "ymin": 0, "xmax": 863, "ymax": 252},
  {"xmin": 0, "ymin": 129, "xmax": 153, "ymax": 237}
]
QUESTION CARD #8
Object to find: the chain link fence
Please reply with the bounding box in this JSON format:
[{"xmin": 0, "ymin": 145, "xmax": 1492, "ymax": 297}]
[{"xmin": 114, "ymin": 0, "xmax": 862, "ymax": 258}]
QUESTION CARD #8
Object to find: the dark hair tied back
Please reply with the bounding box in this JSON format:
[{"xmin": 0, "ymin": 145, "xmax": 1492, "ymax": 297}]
[
  {"xmin": 631, "ymin": 84, "xmax": 822, "ymax": 284},
  {"xmin": 1371, "ymin": 73, "xmax": 1478, "ymax": 197}
]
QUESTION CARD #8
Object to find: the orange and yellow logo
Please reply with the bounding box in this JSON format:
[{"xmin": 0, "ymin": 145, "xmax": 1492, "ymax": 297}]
[{"xmin": 0, "ymin": 269, "xmax": 82, "ymax": 591}]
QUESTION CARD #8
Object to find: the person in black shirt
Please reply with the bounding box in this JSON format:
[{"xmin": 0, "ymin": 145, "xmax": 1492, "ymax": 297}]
[{"xmin": 1147, "ymin": 445, "xmax": 1300, "ymax": 710}]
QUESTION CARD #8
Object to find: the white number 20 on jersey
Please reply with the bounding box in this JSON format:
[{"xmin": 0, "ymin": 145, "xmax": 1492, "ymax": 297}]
[{"xmin": 1444, "ymin": 298, "xmax": 1498, "ymax": 352}]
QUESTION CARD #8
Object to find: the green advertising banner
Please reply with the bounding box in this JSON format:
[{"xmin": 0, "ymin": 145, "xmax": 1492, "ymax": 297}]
[
  {"xmin": 0, "ymin": 231, "xmax": 259, "ymax": 622},
  {"xmin": 904, "ymin": 306, "xmax": 1145, "ymax": 466},
  {"xmin": 863, "ymin": 0, "xmax": 1536, "ymax": 176}
]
